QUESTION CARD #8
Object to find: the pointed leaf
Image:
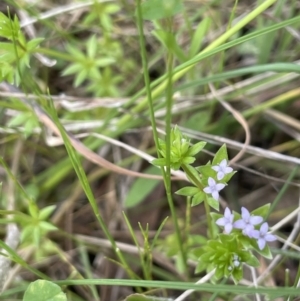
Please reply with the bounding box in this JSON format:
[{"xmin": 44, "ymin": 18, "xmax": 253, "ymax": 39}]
[
  {"xmin": 245, "ymin": 254, "xmax": 260, "ymax": 267},
  {"xmin": 39, "ymin": 205, "xmax": 56, "ymax": 220},
  {"xmin": 189, "ymin": 17, "xmax": 211, "ymax": 57},
  {"xmin": 151, "ymin": 158, "xmax": 166, "ymax": 167},
  {"xmin": 197, "ymin": 164, "xmax": 215, "ymax": 179},
  {"xmin": 207, "ymin": 197, "xmax": 219, "ymax": 211},
  {"xmin": 175, "ymin": 186, "xmax": 199, "ymax": 196},
  {"xmin": 191, "ymin": 191, "xmax": 205, "ymax": 206},
  {"xmin": 212, "ymin": 144, "xmax": 229, "ymax": 166},
  {"xmin": 186, "ymin": 141, "xmax": 206, "ymax": 157},
  {"xmin": 251, "ymin": 203, "xmax": 271, "ymax": 220}
]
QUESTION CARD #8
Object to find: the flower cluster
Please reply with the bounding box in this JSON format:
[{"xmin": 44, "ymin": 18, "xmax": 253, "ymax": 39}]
[
  {"xmin": 216, "ymin": 207, "xmax": 277, "ymax": 250},
  {"xmin": 203, "ymin": 159, "xmax": 233, "ymax": 201},
  {"xmin": 153, "ymin": 127, "xmax": 277, "ymax": 283}
]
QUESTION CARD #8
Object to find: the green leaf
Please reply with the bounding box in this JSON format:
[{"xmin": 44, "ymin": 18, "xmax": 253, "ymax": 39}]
[
  {"xmin": 124, "ymin": 165, "xmax": 161, "ymax": 208},
  {"xmin": 23, "ymin": 280, "xmax": 67, "ymax": 301},
  {"xmin": 105, "ymin": 4, "xmax": 121, "ymax": 14},
  {"xmin": 175, "ymin": 186, "xmax": 199, "ymax": 196},
  {"xmin": 28, "ymin": 203, "xmax": 39, "ymax": 219},
  {"xmin": 27, "ymin": 38, "xmax": 44, "ymax": 51},
  {"xmin": 181, "ymin": 156, "xmax": 195, "ymax": 165},
  {"xmin": 95, "ymin": 57, "xmax": 115, "ymax": 67},
  {"xmin": 215, "ymin": 266, "xmax": 224, "ymax": 280},
  {"xmin": 189, "ymin": 17, "xmax": 211, "ymax": 57},
  {"xmin": 239, "ymin": 235, "xmax": 252, "ymax": 249},
  {"xmin": 140, "ymin": 0, "xmax": 184, "ymax": 20},
  {"xmin": 191, "ymin": 191, "xmax": 205, "ymax": 206},
  {"xmin": 39, "ymin": 221, "xmax": 58, "ymax": 232},
  {"xmin": 186, "ymin": 141, "xmax": 206, "ymax": 157},
  {"xmin": 21, "ymin": 225, "xmax": 34, "ymax": 242},
  {"xmin": 74, "ymin": 69, "xmax": 88, "ymax": 87},
  {"xmin": 212, "ymin": 144, "xmax": 229, "ymax": 166},
  {"xmin": 232, "ymin": 268, "xmax": 243, "ymax": 284},
  {"xmin": 251, "ymin": 203, "xmax": 271, "ymax": 220},
  {"xmin": 245, "ymin": 254, "xmax": 260, "ymax": 267},
  {"xmin": 65, "ymin": 44, "xmax": 85, "ymax": 59},
  {"xmin": 7, "ymin": 112, "xmax": 30, "ymax": 127},
  {"xmin": 254, "ymin": 243, "xmax": 273, "ymax": 259},
  {"xmin": 39, "ymin": 205, "xmax": 56, "ymax": 220},
  {"xmin": 195, "ymin": 261, "xmax": 207, "ymax": 274},
  {"xmin": 87, "ymin": 35, "xmax": 97, "ymax": 58},
  {"xmin": 196, "ymin": 165, "xmax": 215, "ymax": 180},
  {"xmin": 0, "ymin": 13, "xmax": 23, "ymax": 41},
  {"xmin": 62, "ymin": 63, "xmax": 82, "ymax": 76},
  {"xmin": 151, "ymin": 158, "xmax": 166, "ymax": 167},
  {"xmin": 207, "ymin": 197, "xmax": 219, "ymax": 211},
  {"xmin": 23, "ymin": 113, "xmax": 39, "ymax": 137},
  {"xmin": 33, "ymin": 227, "xmax": 41, "ymax": 247}
]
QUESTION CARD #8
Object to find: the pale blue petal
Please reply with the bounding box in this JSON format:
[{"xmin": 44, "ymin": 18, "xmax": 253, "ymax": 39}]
[
  {"xmin": 216, "ymin": 217, "xmax": 226, "ymax": 226},
  {"xmin": 260, "ymin": 222, "xmax": 269, "ymax": 234},
  {"xmin": 233, "ymin": 219, "xmax": 246, "ymax": 229},
  {"xmin": 216, "ymin": 183, "xmax": 225, "ymax": 191},
  {"xmin": 212, "ymin": 191, "xmax": 219, "ymax": 200},
  {"xmin": 244, "ymin": 224, "xmax": 254, "ymax": 237},
  {"xmin": 258, "ymin": 238, "xmax": 266, "ymax": 250},
  {"xmin": 251, "ymin": 230, "xmax": 260, "ymax": 239},
  {"xmin": 217, "ymin": 172, "xmax": 225, "ymax": 180},
  {"xmin": 250, "ymin": 216, "xmax": 263, "ymax": 225},
  {"xmin": 224, "ymin": 223, "xmax": 233, "ymax": 234},
  {"xmin": 241, "ymin": 207, "xmax": 250, "ymax": 219},
  {"xmin": 212, "ymin": 166, "xmax": 219, "ymax": 172},
  {"xmin": 204, "ymin": 187, "xmax": 212, "ymax": 194},
  {"xmin": 265, "ymin": 234, "xmax": 277, "ymax": 242},
  {"xmin": 224, "ymin": 207, "xmax": 231, "ymax": 219},
  {"xmin": 208, "ymin": 177, "xmax": 215, "ymax": 186},
  {"xmin": 225, "ymin": 166, "xmax": 233, "ymax": 173},
  {"xmin": 219, "ymin": 159, "xmax": 227, "ymax": 167}
]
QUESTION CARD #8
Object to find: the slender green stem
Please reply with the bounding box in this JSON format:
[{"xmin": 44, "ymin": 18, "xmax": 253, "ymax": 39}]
[
  {"xmin": 203, "ymin": 197, "xmax": 213, "ymax": 238},
  {"xmin": 135, "ymin": 2, "xmax": 187, "ymax": 274},
  {"xmin": 46, "ymin": 104, "xmax": 140, "ymax": 281},
  {"xmin": 135, "ymin": 0, "xmax": 160, "ymax": 153},
  {"xmin": 33, "ymin": 47, "xmax": 76, "ymax": 61},
  {"xmin": 164, "ymin": 21, "xmax": 188, "ymax": 274}
]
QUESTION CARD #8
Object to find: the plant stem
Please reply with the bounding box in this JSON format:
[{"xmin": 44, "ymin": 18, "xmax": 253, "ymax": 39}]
[
  {"xmin": 135, "ymin": 1, "xmax": 187, "ymax": 274},
  {"xmin": 135, "ymin": 0, "xmax": 160, "ymax": 153}
]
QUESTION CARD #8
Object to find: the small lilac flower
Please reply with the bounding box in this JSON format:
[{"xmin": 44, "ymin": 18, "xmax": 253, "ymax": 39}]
[
  {"xmin": 203, "ymin": 177, "xmax": 225, "ymax": 201},
  {"xmin": 233, "ymin": 207, "xmax": 263, "ymax": 237},
  {"xmin": 216, "ymin": 207, "xmax": 234, "ymax": 234},
  {"xmin": 251, "ymin": 222, "xmax": 277, "ymax": 250},
  {"xmin": 212, "ymin": 159, "xmax": 233, "ymax": 180}
]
